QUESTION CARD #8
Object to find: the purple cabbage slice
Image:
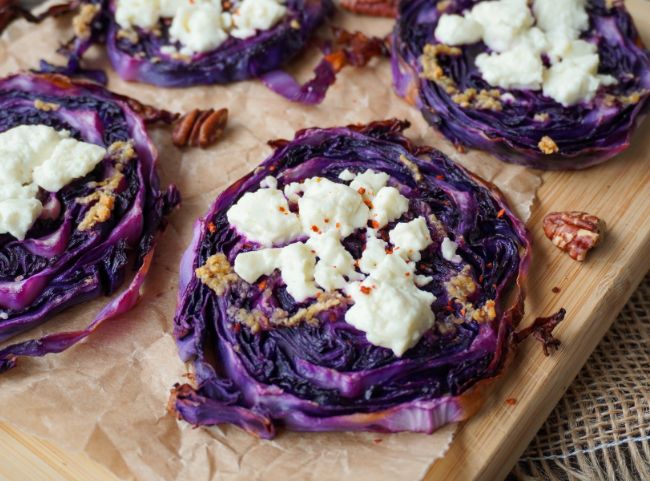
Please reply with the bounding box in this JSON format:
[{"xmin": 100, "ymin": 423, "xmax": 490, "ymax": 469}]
[
  {"xmin": 171, "ymin": 119, "xmax": 531, "ymax": 438},
  {"xmin": 0, "ymin": 73, "xmax": 179, "ymax": 373},
  {"xmin": 391, "ymin": 0, "xmax": 650, "ymax": 169},
  {"xmin": 37, "ymin": 0, "xmax": 340, "ymax": 104}
]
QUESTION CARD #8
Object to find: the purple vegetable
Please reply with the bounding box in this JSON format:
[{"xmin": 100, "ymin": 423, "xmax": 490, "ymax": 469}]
[
  {"xmin": 39, "ymin": 0, "xmax": 337, "ymax": 103},
  {"xmin": 0, "ymin": 73, "xmax": 179, "ymax": 373},
  {"xmin": 171, "ymin": 119, "xmax": 531, "ymax": 438},
  {"xmin": 391, "ymin": 0, "xmax": 650, "ymax": 169}
]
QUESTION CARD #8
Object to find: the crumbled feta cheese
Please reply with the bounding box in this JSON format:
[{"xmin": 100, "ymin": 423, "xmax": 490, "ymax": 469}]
[
  {"xmin": 307, "ymin": 231, "xmax": 363, "ymax": 291},
  {"xmin": 0, "ymin": 199, "xmax": 43, "ymax": 240},
  {"xmin": 233, "ymin": 242, "xmax": 320, "ymax": 302},
  {"xmin": 370, "ymin": 187, "xmax": 409, "ymax": 228},
  {"xmin": 543, "ymin": 54, "xmax": 610, "ymax": 106},
  {"xmin": 435, "ymin": 14, "xmax": 483, "ymax": 45},
  {"xmin": 345, "ymin": 255, "xmax": 436, "ymax": 356},
  {"xmin": 0, "ymin": 125, "xmax": 69, "ymax": 185},
  {"xmin": 441, "ymin": 237, "xmax": 462, "ymax": 263},
  {"xmin": 469, "ymin": 0, "xmax": 534, "ymax": 52},
  {"xmin": 475, "ymin": 44, "xmax": 544, "ymax": 90},
  {"xmin": 0, "ymin": 125, "xmax": 107, "ymax": 240},
  {"xmin": 170, "ymin": 4, "xmax": 228, "ymax": 55},
  {"xmin": 226, "ymin": 187, "xmax": 301, "ymax": 247},
  {"xmin": 233, "ymin": 247, "xmax": 281, "ymax": 283},
  {"xmin": 288, "ymin": 177, "xmax": 369, "ymax": 238},
  {"xmin": 260, "ymin": 176, "xmax": 278, "ymax": 189},
  {"xmin": 435, "ymin": 0, "xmax": 614, "ymax": 106},
  {"xmin": 359, "ymin": 229, "xmax": 388, "ymax": 275},
  {"xmin": 115, "ymin": 0, "xmax": 161, "ymax": 29},
  {"xmin": 532, "ymin": 0, "xmax": 589, "ymax": 38},
  {"xmin": 230, "ymin": 173, "xmax": 443, "ymax": 355},
  {"xmin": 230, "ymin": 0, "xmax": 287, "ymax": 39},
  {"xmin": 349, "ymin": 169, "xmax": 389, "ymax": 197},
  {"xmin": 389, "ymin": 217, "xmax": 433, "ymax": 262},
  {"xmin": 337, "ymin": 169, "xmax": 356, "ymax": 182},
  {"xmin": 33, "ymin": 138, "xmax": 107, "ymax": 192}
]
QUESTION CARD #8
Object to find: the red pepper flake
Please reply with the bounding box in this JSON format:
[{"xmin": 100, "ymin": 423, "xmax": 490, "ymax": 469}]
[
  {"xmin": 460, "ymin": 307, "xmax": 467, "ymax": 316},
  {"xmin": 487, "ymin": 262, "xmax": 493, "ymax": 269},
  {"xmin": 278, "ymin": 206, "xmax": 287, "ymax": 213},
  {"xmin": 324, "ymin": 218, "xmax": 330, "ymax": 223},
  {"xmin": 258, "ymin": 280, "xmax": 267, "ymax": 290},
  {"xmin": 370, "ymin": 220, "xmax": 380, "ymax": 229},
  {"xmin": 364, "ymin": 199, "xmax": 374, "ymax": 209},
  {"xmin": 497, "ymin": 209, "xmax": 506, "ymax": 218},
  {"xmin": 360, "ymin": 285, "xmax": 372, "ymax": 295},
  {"xmin": 207, "ymin": 222, "xmax": 217, "ymax": 233},
  {"xmin": 478, "ymin": 274, "xmax": 484, "ymax": 283},
  {"xmin": 505, "ymin": 398, "xmax": 517, "ymax": 406},
  {"xmin": 269, "ymin": 166, "xmax": 276, "ymax": 172},
  {"xmin": 405, "ymin": 272, "xmax": 411, "ymax": 277},
  {"xmin": 311, "ymin": 225, "xmax": 321, "ymax": 233},
  {"xmin": 358, "ymin": 187, "xmax": 366, "ymax": 195},
  {"xmin": 436, "ymin": 175, "xmax": 445, "ymax": 180},
  {"xmin": 385, "ymin": 246, "xmax": 394, "ymax": 254},
  {"xmin": 335, "ymin": 222, "xmax": 341, "ymax": 229},
  {"xmin": 232, "ymin": 323, "xmax": 242, "ymax": 334},
  {"xmin": 552, "ymin": 286, "xmax": 561, "ymax": 294}
]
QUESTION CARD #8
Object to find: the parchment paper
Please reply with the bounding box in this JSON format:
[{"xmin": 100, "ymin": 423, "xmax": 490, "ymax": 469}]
[{"xmin": 0, "ymin": 5, "xmax": 542, "ymax": 481}]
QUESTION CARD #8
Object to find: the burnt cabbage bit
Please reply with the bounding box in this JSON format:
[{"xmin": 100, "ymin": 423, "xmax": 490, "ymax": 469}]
[
  {"xmin": 171, "ymin": 119, "xmax": 531, "ymax": 438},
  {"xmin": 0, "ymin": 73, "xmax": 179, "ymax": 373},
  {"xmin": 392, "ymin": 0, "xmax": 650, "ymax": 169}
]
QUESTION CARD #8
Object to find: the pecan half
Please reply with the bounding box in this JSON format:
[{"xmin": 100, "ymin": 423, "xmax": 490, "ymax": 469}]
[
  {"xmin": 172, "ymin": 108, "xmax": 229, "ymax": 148},
  {"xmin": 340, "ymin": 0, "xmax": 398, "ymax": 17},
  {"xmin": 543, "ymin": 211, "xmax": 605, "ymax": 261}
]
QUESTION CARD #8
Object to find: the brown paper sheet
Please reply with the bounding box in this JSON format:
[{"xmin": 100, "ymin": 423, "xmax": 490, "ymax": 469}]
[{"xmin": 0, "ymin": 4, "xmax": 542, "ymax": 481}]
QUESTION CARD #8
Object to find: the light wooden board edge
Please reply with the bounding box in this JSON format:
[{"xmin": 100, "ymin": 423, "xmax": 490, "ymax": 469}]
[{"xmin": 424, "ymin": 146, "xmax": 650, "ymax": 481}]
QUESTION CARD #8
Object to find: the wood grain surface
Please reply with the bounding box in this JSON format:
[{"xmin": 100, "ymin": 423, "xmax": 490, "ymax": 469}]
[{"xmin": 1, "ymin": 2, "xmax": 650, "ymax": 481}]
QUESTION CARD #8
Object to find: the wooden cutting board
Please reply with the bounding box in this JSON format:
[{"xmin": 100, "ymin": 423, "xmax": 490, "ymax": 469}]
[{"xmin": 1, "ymin": 2, "xmax": 649, "ymax": 481}]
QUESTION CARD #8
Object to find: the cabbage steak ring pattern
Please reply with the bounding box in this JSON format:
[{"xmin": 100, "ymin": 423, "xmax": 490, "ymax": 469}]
[
  {"xmin": 0, "ymin": 73, "xmax": 179, "ymax": 373},
  {"xmin": 392, "ymin": 0, "xmax": 650, "ymax": 169},
  {"xmin": 171, "ymin": 119, "xmax": 531, "ymax": 438}
]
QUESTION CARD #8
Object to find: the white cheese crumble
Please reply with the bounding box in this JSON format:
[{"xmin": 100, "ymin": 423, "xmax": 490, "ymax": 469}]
[
  {"xmin": 226, "ymin": 186, "xmax": 301, "ymax": 247},
  {"xmin": 169, "ymin": 3, "xmax": 229, "ymax": 55},
  {"xmin": 435, "ymin": 14, "xmax": 483, "ymax": 46},
  {"xmin": 389, "ymin": 217, "xmax": 433, "ymax": 262},
  {"xmin": 227, "ymin": 172, "xmax": 447, "ymax": 356},
  {"xmin": 441, "ymin": 237, "xmax": 462, "ymax": 263},
  {"xmin": 475, "ymin": 45, "xmax": 544, "ymax": 90},
  {"xmin": 234, "ymin": 243, "xmax": 320, "ymax": 302},
  {"xmin": 345, "ymin": 255, "xmax": 436, "ymax": 356},
  {"xmin": 115, "ymin": 0, "xmax": 287, "ymax": 55},
  {"xmin": 434, "ymin": 0, "xmax": 615, "ymax": 106},
  {"xmin": 231, "ymin": 0, "xmax": 287, "ymax": 39},
  {"xmin": 307, "ymin": 231, "xmax": 364, "ymax": 291},
  {"xmin": 286, "ymin": 177, "xmax": 369, "ymax": 238},
  {"xmin": 0, "ymin": 125, "xmax": 106, "ymax": 240}
]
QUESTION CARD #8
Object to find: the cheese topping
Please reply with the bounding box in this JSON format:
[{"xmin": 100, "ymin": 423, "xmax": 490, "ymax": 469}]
[
  {"xmin": 115, "ymin": 0, "xmax": 287, "ymax": 55},
  {"xmin": 434, "ymin": 0, "xmax": 616, "ymax": 106},
  {"xmin": 226, "ymin": 185, "xmax": 301, "ymax": 247},
  {"xmin": 345, "ymin": 255, "xmax": 436, "ymax": 356},
  {"xmin": 226, "ymin": 170, "xmax": 445, "ymax": 355},
  {"xmin": 0, "ymin": 125, "xmax": 106, "ymax": 240},
  {"xmin": 389, "ymin": 217, "xmax": 433, "ymax": 262},
  {"xmin": 441, "ymin": 237, "xmax": 462, "ymax": 263},
  {"xmin": 285, "ymin": 177, "xmax": 370, "ymax": 238}
]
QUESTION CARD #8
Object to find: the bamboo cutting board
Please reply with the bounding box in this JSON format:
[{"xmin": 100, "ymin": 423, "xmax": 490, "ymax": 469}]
[{"xmin": 1, "ymin": 2, "xmax": 650, "ymax": 481}]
